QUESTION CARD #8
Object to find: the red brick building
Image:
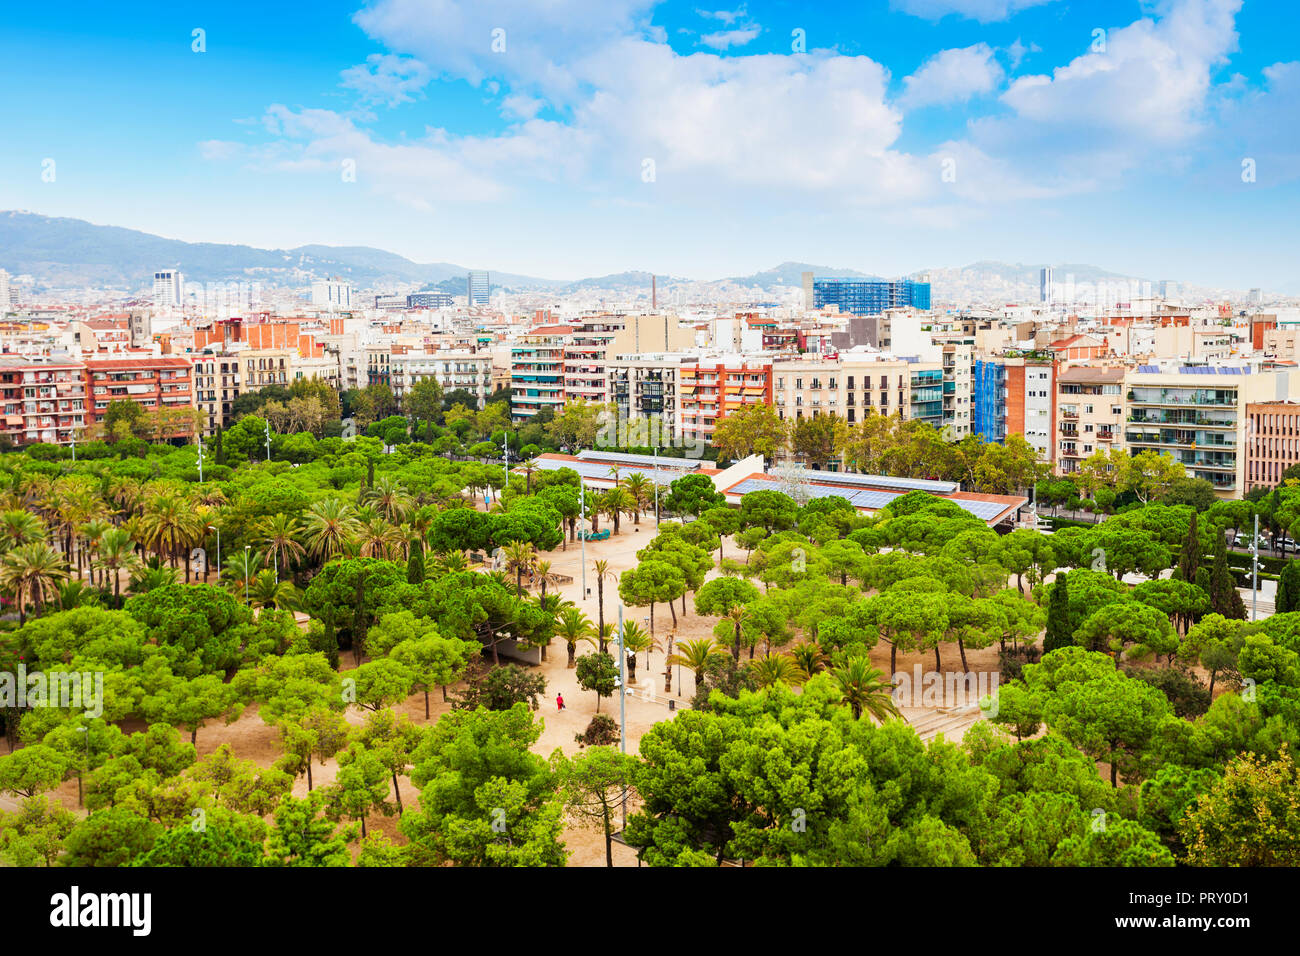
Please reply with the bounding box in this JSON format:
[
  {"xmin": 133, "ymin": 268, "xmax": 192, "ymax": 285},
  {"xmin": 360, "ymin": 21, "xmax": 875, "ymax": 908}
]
[{"xmin": 84, "ymin": 355, "xmax": 196, "ymax": 440}]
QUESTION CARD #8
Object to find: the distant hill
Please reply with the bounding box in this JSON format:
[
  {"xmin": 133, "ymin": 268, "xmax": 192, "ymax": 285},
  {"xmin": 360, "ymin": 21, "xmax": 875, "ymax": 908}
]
[
  {"xmin": 0, "ymin": 211, "xmax": 562, "ymax": 291},
  {"xmin": 1, "ymin": 210, "xmax": 1247, "ymax": 304}
]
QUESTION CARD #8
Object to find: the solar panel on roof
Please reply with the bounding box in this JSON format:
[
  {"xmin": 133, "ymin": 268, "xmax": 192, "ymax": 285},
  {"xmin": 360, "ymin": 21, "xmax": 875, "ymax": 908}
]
[
  {"xmin": 533, "ymin": 458, "xmax": 681, "ymax": 486},
  {"xmin": 577, "ymin": 450, "xmax": 701, "ymax": 470},
  {"xmin": 773, "ymin": 468, "xmax": 957, "ymax": 495}
]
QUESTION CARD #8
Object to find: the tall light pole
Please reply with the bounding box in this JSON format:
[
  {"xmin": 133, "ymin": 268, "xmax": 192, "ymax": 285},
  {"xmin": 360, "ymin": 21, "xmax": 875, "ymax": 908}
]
[
  {"xmin": 1251, "ymin": 513, "xmax": 1261, "ymax": 622},
  {"xmin": 617, "ymin": 604, "xmax": 628, "ymax": 831},
  {"xmin": 196, "ymin": 430, "xmax": 204, "ymax": 483},
  {"xmin": 264, "ymin": 421, "xmax": 272, "ymax": 462},
  {"xmin": 653, "ymin": 445, "xmax": 660, "ymax": 526},
  {"xmin": 580, "ymin": 477, "xmax": 587, "ymax": 598}
]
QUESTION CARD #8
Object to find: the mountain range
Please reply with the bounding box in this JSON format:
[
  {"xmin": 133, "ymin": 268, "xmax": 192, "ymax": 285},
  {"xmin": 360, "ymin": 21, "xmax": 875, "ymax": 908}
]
[{"xmin": 0, "ymin": 210, "xmax": 1258, "ymax": 304}]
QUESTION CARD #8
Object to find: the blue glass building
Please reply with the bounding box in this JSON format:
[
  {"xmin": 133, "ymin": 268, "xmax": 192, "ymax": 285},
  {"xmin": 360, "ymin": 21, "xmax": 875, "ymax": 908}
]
[
  {"xmin": 972, "ymin": 359, "xmax": 1006, "ymax": 443},
  {"xmin": 813, "ymin": 278, "xmax": 931, "ymax": 314}
]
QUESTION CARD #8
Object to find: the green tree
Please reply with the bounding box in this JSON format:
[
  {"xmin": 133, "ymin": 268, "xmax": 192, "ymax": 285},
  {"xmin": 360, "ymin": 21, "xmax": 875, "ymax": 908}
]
[
  {"xmin": 556, "ymin": 747, "xmax": 638, "ymax": 867},
  {"xmin": 576, "ymin": 652, "xmax": 619, "ymax": 713}
]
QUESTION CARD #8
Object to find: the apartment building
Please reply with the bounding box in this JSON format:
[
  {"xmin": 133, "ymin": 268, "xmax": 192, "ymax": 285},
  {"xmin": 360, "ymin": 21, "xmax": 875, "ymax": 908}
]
[
  {"xmin": 511, "ymin": 326, "xmax": 571, "ymax": 421},
  {"xmin": 84, "ymin": 355, "xmax": 196, "ymax": 440},
  {"xmin": 510, "ymin": 314, "xmax": 694, "ymax": 422},
  {"xmin": 772, "ymin": 352, "xmax": 925, "ymax": 428},
  {"xmin": 193, "ymin": 351, "xmax": 242, "ymax": 435},
  {"xmin": 1056, "ymin": 366, "xmax": 1124, "ymax": 474},
  {"xmin": 390, "ymin": 347, "xmax": 492, "ymax": 409},
  {"xmin": 1003, "ymin": 356, "xmax": 1056, "ymax": 465},
  {"xmin": 1123, "ymin": 365, "xmax": 1300, "ymax": 498},
  {"xmin": 607, "ymin": 353, "xmax": 696, "ymax": 444},
  {"xmin": 0, "ymin": 357, "xmax": 87, "ymax": 447},
  {"xmin": 939, "ymin": 337, "xmax": 974, "ymax": 439},
  {"xmin": 1245, "ymin": 401, "xmax": 1300, "ymax": 490},
  {"xmin": 679, "ymin": 359, "xmax": 773, "ymax": 445}
]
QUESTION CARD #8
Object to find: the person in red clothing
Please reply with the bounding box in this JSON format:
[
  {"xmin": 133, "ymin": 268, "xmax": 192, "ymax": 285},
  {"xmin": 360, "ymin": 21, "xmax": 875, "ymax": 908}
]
[{"xmin": 556, "ymin": 693, "xmax": 565, "ymax": 710}]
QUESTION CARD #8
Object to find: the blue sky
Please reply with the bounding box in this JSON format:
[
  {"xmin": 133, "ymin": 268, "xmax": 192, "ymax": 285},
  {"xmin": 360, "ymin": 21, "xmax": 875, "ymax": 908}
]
[{"xmin": 1, "ymin": 0, "xmax": 1297, "ymax": 288}]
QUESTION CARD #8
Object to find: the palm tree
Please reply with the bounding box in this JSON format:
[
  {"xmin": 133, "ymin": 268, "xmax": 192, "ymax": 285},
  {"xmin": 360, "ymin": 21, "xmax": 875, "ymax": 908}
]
[
  {"xmin": 128, "ymin": 560, "xmax": 178, "ymax": 595},
  {"xmin": 620, "ymin": 620, "xmax": 658, "ymax": 683},
  {"xmin": 224, "ymin": 550, "xmax": 262, "ymax": 603},
  {"xmin": 94, "ymin": 528, "xmax": 140, "ymax": 604},
  {"xmin": 366, "ymin": 475, "xmax": 414, "ymax": 524},
  {"xmin": 256, "ymin": 514, "xmax": 305, "ymax": 580},
  {"xmin": 431, "ymin": 550, "xmax": 470, "ymax": 575},
  {"xmin": 502, "ymin": 540, "xmax": 536, "ymax": 596},
  {"xmin": 601, "ymin": 488, "xmax": 636, "ymax": 535},
  {"xmin": 522, "ymin": 459, "xmax": 538, "ymax": 493},
  {"xmin": 666, "ymin": 638, "xmax": 728, "ymax": 697},
  {"xmin": 535, "ymin": 559, "xmax": 553, "ymax": 598},
  {"xmin": 593, "ymin": 559, "xmax": 615, "ymax": 648},
  {"xmin": 140, "ymin": 493, "xmax": 202, "ymax": 582},
  {"xmin": 531, "ymin": 592, "xmax": 568, "ymax": 661},
  {"xmin": 622, "ymin": 473, "xmax": 651, "ymax": 524},
  {"xmin": 53, "ymin": 579, "xmax": 101, "ymax": 611},
  {"xmin": 249, "ymin": 569, "xmax": 299, "ymax": 610},
  {"xmin": 748, "ymin": 652, "xmax": 804, "ymax": 690},
  {"xmin": 831, "ymin": 657, "xmax": 902, "ymax": 722},
  {"xmin": 0, "ymin": 510, "xmax": 47, "ymax": 552},
  {"xmin": 356, "ymin": 514, "xmax": 400, "ymax": 559},
  {"xmin": 0, "ymin": 542, "xmax": 69, "ymax": 624},
  {"xmin": 790, "ymin": 642, "xmax": 827, "ymax": 682},
  {"xmin": 79, "ymin": 517, "xmax": 113, "ymax": 585},
  {"xmin": 724, "ymin": 605, "xmax": 748, "ymax": 660},
  {"xmin": 303, "ymin": 498, "xmax": 360, "ymax": 564},
  {"xmin": 558, "ymin": 607, "xmax": 595, "ymax": 668}
]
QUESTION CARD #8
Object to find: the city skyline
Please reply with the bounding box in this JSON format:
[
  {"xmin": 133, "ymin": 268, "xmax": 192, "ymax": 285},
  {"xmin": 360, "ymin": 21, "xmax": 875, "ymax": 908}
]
[{"xmin": 1, "ymin": 0, "xmax": 1297, "ymax": 289}]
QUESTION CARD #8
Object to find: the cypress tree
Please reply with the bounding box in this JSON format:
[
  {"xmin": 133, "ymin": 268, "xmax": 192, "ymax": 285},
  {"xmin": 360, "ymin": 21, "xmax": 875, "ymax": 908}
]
[
  {"xmin": 1278, "ymin": 560, "xmax": 1300, "ymax": 614},
  {"xmin": 1042, "ymin": 571, "xmax": 1074, "ymax": 653},
  {"xmin": 213, "ymin": 426, "xmax": 226, "ymax": 466},
  {"xmin": 407, "ymin": 543, "xmax": 425, "ymax": 585},
  {"xmin": 1209, "ymin": 532, "xmax": 1247, "ymax": 620},
  {"xmin": 1177, "ymin": 512, "xmax": 1201, "ymax": 582}
]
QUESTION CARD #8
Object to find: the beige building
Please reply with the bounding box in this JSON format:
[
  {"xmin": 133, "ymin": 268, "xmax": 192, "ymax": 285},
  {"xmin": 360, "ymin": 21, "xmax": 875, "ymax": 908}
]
[
  {"xmin": 1124, "ymin": 365, "xmax": 1300, "ymax": 498},
  {"xmin": 390, "ymin": 347, "xmax": 492, "ymax": 409},
  {"xmin": 1055, "ymin": 366, "xmax": 1125, "ymax": 475}
]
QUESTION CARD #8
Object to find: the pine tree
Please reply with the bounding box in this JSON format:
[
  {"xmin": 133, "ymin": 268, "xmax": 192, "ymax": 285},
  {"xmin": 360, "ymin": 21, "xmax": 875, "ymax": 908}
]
[
  {"xmin": 406, "ymin": 543, "xmax": 425, "ymax": 585},
  {"xmin": 1209, "ymin": 532, "xmax": 1247, "ymax": 620},
  {"xmin": 1177, "ymin": 512, "xmax": 1201, "ymax": 582},
  {"xmin": 1278, "ymin": 560, "xmax": 1300, "ymax": 614},
  {"xmin": 1042, "ymin": 571, "xmax": 1074, "ymax": 653}
]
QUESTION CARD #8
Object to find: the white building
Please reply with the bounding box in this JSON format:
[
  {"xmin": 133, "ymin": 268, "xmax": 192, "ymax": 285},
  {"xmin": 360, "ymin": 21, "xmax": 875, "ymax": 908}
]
[
  {"xmin": 468, "ymin": 271, "xmax": 490, "ymax": 306},
  {"xmin": 311, "ymin": 277, "xmax": 353, "ymax": 311},
  {"xmin": 153, "ymin": 269, "xmax": 184, "ymax": 309}
]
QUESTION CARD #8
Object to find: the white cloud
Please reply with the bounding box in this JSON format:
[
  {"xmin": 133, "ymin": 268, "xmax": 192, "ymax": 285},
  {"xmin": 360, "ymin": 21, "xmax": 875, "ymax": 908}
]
[
  {"xmin": 700, "ymin": 26, "xmax": 761, "ymax": 50},
  {"xmin": 697, "ymin": 7, "xmax": 747, "ymax": 24},
  {"xmin": 899, "ymin": 43, "xmax": 1003, "ymax": 109},
  {"xmin": 889, "ymin": 0, "xmax": 1057, "ymax": 23},
  {"xmin": 999, "ymin": 0, "xmax": 1239, "ymax": 139},
  {"xmin": 340, "ymin": 53, "xmax": 432, "ymax": 107}
]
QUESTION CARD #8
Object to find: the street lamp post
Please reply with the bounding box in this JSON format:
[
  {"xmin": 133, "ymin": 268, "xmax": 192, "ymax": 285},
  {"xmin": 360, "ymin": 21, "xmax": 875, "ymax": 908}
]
[
  {"xmin": 617, "ymin": 604, "xmax": 628, "ymax": 831},
  {"xmin": 653, "ymin": 446, "xmax": 660, "ymax": 526},
  {"xmin": 1251, "ymin": 513, "xmax": 1260, "ymax": 622},
  {"xmin": 580, "ymin": 478, "xmax": 587, "ymax": 597}
]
